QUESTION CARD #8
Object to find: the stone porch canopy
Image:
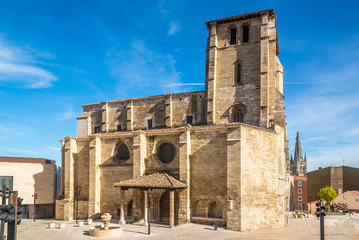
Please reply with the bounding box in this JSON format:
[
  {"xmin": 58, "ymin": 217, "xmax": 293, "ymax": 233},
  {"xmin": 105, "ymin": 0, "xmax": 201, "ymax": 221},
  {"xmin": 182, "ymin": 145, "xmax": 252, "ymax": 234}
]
[
  {"xmin": 114, "ymin": 172, "xmax": 188, "ymax": 190},
  {"xmin": 114, "ymin": 173, "xmax": 187, "ymax": 234}
]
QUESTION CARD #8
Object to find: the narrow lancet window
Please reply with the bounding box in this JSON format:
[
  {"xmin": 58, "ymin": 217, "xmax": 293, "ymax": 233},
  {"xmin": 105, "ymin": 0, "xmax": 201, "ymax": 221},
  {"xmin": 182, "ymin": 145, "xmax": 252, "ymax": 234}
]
[
  {"xmin": 236, "ymin": 63, "xmax": 241, "ymax": 84},
  {"xmin": 230, "ymin": 28, "xmax": 237, "ymax": 44},
  {"xmin": 243, "ymin": 25, "xmax": 249, "ymax": 43},
  {"xmin": 147, "ymin": 119, "xmax": 153, "ymax": 129}
]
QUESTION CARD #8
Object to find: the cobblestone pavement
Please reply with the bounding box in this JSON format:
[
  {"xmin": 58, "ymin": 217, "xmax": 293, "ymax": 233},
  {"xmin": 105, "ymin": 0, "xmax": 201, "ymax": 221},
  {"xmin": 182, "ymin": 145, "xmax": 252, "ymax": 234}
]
[{"xmin": 16, "ymin": 214, "xmax": 359, "ymax": 240}]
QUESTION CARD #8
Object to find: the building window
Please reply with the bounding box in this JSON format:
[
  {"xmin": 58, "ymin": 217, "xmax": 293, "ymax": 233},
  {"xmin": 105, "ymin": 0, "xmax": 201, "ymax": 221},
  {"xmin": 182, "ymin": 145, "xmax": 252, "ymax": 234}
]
[
  {"xmin": 243, "ymin": 25, "xmax": 249, "ymax": 43},
  {"xmin": 94, "ymin": 126, "xmax": 102, "ymax": 133},
  {"xmin": 113, "ymin": 143, "xmax": 130, "ymax": 162},
  {"xmin": 298, "ymin": 196, "xmax": 302, "ymax": 202},
  {"xmin": 233, "ymin": 109, "xmax": 243, "ymax": 123},
  {"xmin": 187, "ymin": 116, "xmax": 193, "ymax": 125},
  {"xmin": 0, "ymin": 176, "xmax": 13, "ymax": 191},
  {"xmin": 157, "ymin": 143, "xmax": 176, "ymax": 164},
  {"xmin": 298, "ymin": 181, "xmax": 302, "ymax": 187},
  {"xmin": 298, "ymin": 203, "xmax": 303, "ymax": 210},
  {"xmin": 236, "ymin": 63, "xmax": 241, "ymax": 84},
  {"xmin": 298, "ymin": 188, "xmax": 302, "ymax": 194},
  {"xmin": 117, "ymin": 125, "xmax": 122, "ymax": 131},
  {"xmin": 147, "ymin": 119, "xmax": 153, "ymax": 130},
  {"xmin": 230, "ymin": 28, "xmax": 237, "ymax": 44}
]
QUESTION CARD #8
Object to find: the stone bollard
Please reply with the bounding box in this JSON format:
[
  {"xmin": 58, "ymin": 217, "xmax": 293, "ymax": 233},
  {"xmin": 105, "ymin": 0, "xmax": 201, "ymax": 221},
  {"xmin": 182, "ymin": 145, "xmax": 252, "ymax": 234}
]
[
  {"xmin": 59, "ymin": 223, "xmax": 66, "ymax": 229},
  {"xmin": 87, "ymin": 219, "xmax": 93, "ymax": 225},
  {"xmin": 48, "ymin": 223, "xmax": 56, "ymax": 229},
  {"xmin": 213, "ymin": 222, "xmax": 218, "ymax": 231},
  {"xmin": 78, "ymin": 221, "xmax": 84, "ymax": 227}
]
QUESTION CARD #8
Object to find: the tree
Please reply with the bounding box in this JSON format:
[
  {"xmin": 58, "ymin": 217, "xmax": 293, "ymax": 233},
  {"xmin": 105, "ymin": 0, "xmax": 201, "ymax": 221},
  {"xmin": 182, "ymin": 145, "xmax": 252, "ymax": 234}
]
[{"xmin": 318, "ymin": 186, "xmax": 338, "ymax": 206}]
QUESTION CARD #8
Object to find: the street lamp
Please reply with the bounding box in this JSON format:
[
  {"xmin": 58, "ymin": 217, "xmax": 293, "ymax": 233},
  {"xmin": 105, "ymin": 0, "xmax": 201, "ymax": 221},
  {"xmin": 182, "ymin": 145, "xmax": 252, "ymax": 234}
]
[
  {"xmin": 32, "ymin": 193, "xmax": 38, "ymax": 222},
  {"xmin": 74, "ymin": 187, "xmax": 81, "ymax": 224}
]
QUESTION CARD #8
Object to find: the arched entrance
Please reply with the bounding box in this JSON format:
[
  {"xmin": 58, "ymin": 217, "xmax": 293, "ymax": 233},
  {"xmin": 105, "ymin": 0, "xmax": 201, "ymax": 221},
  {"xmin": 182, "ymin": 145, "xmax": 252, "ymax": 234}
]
[
  {"xmin": 127, "ymin": 199, "xmax": 133, "ymax": 217},
  {"xmin": 160, "ymin": 191, "xmax": 169, "ymax": 222}
]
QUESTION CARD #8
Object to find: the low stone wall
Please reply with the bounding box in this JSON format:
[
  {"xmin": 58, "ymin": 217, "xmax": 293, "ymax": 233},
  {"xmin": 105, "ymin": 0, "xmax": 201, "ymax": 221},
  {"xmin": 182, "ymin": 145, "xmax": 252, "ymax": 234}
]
[{"xmin": 191, "ymin": 217, "xmax": 225, "ymax": 226}]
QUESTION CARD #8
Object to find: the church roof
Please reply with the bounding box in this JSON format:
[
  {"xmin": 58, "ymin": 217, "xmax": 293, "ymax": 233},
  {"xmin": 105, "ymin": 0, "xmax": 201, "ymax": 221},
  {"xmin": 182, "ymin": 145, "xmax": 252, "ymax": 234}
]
[
  {"xmin": 205, "ymin": 9, "xmax": 275, "ymax": 26},
  {"xmin": 114, "ymin": 173, "xmax": 188, "ymax": 190}
]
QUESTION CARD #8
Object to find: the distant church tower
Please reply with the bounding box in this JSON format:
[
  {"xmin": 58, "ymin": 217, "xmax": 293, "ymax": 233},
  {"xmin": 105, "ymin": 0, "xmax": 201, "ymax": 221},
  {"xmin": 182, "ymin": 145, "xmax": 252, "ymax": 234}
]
[{"xmin": 290, "ymin": 131, "xmax": 307, "ymax": 176}]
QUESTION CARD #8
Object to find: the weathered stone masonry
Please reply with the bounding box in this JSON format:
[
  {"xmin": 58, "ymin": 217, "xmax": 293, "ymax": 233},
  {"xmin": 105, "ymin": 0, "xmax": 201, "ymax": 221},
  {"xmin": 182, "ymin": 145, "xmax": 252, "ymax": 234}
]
[{"xmin": 56, "ymin": 9, "xmax": 288, "ymax": 232}]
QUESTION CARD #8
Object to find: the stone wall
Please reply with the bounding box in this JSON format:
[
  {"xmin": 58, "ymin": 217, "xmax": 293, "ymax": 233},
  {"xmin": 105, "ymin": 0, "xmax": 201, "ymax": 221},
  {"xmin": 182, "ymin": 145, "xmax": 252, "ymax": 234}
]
[
  {"xmin": 190, "ymin": 130, "xmax": 228, "ymax": 221},
  {"xmin": 235, "ymin": 125, "xmax": 285, "ymax": 231},
  {"xmin": 79, "ymin": 92, "xmax": 206, "ymax": 136}
]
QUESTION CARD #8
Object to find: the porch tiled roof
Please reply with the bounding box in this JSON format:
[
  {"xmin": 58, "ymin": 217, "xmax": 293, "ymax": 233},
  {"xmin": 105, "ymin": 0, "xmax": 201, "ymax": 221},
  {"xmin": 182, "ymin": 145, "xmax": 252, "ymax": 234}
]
[{"xmin": 114, "ymin": 173, "xmax": 187, "ymax": 190}]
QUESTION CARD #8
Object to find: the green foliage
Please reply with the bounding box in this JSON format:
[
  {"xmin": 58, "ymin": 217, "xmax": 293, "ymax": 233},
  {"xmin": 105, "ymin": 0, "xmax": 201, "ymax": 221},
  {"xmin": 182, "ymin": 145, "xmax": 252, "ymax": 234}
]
[{"xmin": 318, "ymin": 185, "xmax": 338, "ymax": 205}]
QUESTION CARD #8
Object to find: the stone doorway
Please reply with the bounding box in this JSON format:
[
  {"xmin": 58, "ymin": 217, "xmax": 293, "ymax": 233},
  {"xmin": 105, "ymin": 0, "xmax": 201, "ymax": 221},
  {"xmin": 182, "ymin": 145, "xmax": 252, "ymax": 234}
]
[
  {"xmin": 127, "ymin": 199, "xmax": 133, "ymax": 217},
  {"xmin": 160, "ymin": 191, "xmax": 169, "ymax": 222}
]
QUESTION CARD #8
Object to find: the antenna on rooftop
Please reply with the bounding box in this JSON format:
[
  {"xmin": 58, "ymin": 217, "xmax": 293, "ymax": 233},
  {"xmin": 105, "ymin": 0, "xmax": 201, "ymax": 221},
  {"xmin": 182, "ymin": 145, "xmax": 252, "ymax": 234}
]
[{"xmin": 343, "ymin": 159, "xmax": 345, "ymax": 166}]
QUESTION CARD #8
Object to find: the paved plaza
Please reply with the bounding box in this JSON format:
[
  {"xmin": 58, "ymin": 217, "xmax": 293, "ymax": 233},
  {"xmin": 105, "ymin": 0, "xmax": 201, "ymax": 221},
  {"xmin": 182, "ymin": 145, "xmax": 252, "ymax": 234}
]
[{"xmin": 17, "ymin": 214, "xmax": 359, "ymax": 240}]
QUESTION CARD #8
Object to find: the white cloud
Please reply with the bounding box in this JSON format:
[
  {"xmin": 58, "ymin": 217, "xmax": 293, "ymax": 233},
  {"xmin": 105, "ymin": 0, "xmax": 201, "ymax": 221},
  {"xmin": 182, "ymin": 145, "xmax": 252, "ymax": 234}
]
[
  {"xmin": 55, "ymin": 109, "xmax": 78, "ymax": 121},
  {"xmin": 168, "ymin": 21, "xmax": 180, "ymax": 35},
  {"xmin": 158, "ymin": 0, "xmax": 170, "ymax": 16},
  {"xmin": 0, "ymin": 38, "xmax": 58, "ymax": 89},
  {"xmin": 106, "ymin": 39, "xmax": 190, "ymax": 97}
]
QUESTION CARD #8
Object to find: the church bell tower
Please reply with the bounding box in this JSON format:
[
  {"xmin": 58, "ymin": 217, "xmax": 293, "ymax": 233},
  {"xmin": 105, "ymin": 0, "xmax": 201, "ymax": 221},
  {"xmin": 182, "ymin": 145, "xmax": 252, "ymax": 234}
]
[{"xmin": 205, "ymin": 9, "xmax": 285, "ymax": 129}]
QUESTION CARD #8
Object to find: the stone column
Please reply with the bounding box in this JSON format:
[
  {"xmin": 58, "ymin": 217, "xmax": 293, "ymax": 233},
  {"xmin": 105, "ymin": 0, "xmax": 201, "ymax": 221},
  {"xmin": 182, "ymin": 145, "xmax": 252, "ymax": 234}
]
[
  {"xmin": 88, "ymin": 136, "xmax": 101, "ymax": 218},
  {"xmin": 144, "ymin": 190, "xmax": 148, "ymax": 226},
  {"xmin": 260, "ymin": 12, "xmax": 270, "ymax": 128},
  {"xmin": 57, "ymin": 137, "xmax": 76, "ymax": 220},
  {"xmin": 206, "ymin": 22, "xmax": 217, "ymax": 124},
  {"xmin": 169, "ymin": 190, "xmax": 175, "ymax": 228},
  {"xmin": 126, "ymin": 100, "xmax": 134, "ymax": 130},
  {"xmin": 226, "ymin": 128, "xmax": 242, "ymax": 231},
  {"xmin": 178, "ymin": 130, "xmax": 191, "ymax": 224},
  {"xmin": 132, "ymin": 132, "xmax": 147, "ymax": 219},
  {"xmin": 165, "ymin": 94, "xmax": 173, "ymax": 127},
  {"xmin": 119, "ymin": 189, "xmax": 126, "ymax": 225}
]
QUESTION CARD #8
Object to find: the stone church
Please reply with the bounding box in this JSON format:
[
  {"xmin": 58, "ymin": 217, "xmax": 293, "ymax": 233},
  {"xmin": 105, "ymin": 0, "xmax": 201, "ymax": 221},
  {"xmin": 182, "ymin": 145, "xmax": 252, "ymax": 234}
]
[{"xmin": 56, "ymin": 9, "xmax": 288, "ymax": 231}]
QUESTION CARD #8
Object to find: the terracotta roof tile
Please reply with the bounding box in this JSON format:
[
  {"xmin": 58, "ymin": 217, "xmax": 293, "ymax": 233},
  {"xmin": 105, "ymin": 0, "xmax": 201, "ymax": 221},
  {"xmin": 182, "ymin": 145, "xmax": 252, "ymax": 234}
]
[{"xmin": 114, "ymin": 173, "xmax": 187, "ymax": 189}]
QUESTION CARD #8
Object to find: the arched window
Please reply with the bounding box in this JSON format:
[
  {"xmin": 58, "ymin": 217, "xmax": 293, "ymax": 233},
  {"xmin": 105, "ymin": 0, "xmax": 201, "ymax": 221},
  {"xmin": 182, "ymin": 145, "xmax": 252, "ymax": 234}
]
[
  {"xmin": 208, "ymin": 201, "xmax": 222, "ymax": 219},
  {"xmin": 113, "ymin": 143, "xmax": 130, "ymax": 162},
  {"xmin": 229, "ymin": 103, "xmax": 246, "ymax": 123},
  {"xmin": 233, "ymin": 109, "xmax": 243, "ymax": 123}
]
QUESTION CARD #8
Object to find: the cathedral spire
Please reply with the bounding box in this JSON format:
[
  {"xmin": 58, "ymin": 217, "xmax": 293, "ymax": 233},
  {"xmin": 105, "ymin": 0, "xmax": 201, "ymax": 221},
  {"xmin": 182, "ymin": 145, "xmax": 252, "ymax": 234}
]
[
  {"xmin": 294, "ymin": 131, "xmax": 303, "ymax": 162},
  {"xmin": 304, "ymin": 152, "xmax": 307, "ymax": 162}
]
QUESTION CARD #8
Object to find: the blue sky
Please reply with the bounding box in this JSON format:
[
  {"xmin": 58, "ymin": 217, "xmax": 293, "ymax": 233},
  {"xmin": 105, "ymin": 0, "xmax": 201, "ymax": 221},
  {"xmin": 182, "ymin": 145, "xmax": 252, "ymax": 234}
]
[{"xmin": 0, "ymin": 0, "xmax": 358, "ymax": 171}]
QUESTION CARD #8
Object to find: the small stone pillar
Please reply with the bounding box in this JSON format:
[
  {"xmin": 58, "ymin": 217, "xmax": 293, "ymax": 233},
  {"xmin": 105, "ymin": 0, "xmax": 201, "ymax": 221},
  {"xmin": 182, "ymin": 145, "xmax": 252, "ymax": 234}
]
[
  {"xmin": 169, "ymin": 190, "xmax": 175, "ymax": 228},
  {"xmin": 144, "ymin": 190, "xmax": 148, "ymax": 226},
  {"xmin": 119, "ymin": 189, "xmax": 126, "ymax": 225}
]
